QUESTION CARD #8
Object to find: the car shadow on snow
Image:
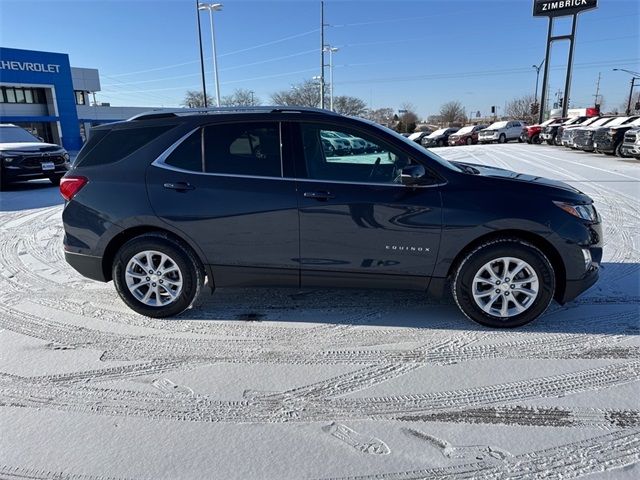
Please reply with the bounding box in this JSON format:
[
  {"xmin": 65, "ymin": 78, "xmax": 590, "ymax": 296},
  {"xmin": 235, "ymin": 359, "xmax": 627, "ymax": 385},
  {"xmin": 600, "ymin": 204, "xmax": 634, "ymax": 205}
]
[
  {"xmin": 176, "ymin": 262, "xmax": 638, "ymax": 336},
  {"xmin": 0, "ymin": 180, "xmax": 64, "ymax": 211}
]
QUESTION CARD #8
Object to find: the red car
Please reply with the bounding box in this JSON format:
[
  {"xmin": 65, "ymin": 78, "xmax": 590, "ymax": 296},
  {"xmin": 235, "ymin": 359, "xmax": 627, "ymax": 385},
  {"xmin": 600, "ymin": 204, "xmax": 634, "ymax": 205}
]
[
  {"xmin": 447, "ymin": 125, "xmax": 487, "ymax": 146},
  {"xmin": 522, "ymin": 118, "xmax": 566, "ymax": 144}
]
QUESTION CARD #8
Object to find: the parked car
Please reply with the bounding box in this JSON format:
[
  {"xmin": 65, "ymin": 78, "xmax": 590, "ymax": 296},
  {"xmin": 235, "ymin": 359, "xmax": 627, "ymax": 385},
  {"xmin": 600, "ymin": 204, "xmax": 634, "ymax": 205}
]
[
  {"xmin": 61, "ymin": 106, "xmax": 602, "ymax": 328},
  {"xmin": 448, "ymin": 125, "xmax": 488, "ymax": 146},
  {"xmin": 560, "ymin": 116, "xmax": 604, "ymax": 147},
  {"xmin": 478, "ymin": 120, "xmax": 526, "ymax": 144},
  {"xmin": 320, "ymin": 131, "xmax": 352, "ymax": 155},
  {"xmin": 407, "ymin": 131, "xmax": 433, "ymax": 145},
  {"xmin": 621, "ymin": 127, "xmax": 640, "ymax": 159},
  {"xmin": 593, "ymin": 117, "xmax": 640, "ymax": 157},
  {"xmin": 543, "ymin": 116, "xmax": 589, "ymax": 146},
  {"xmin": 0, "ymin": 123, "xmax": 70, "ymax": 190},
  {"xmin": 523, "ymin": 118, "xmax": 565, "ymax": 144},
  {"xmin": 574, "ymin": 116, "xmax": 637, "ymax": 152},
  {"xmin": 421, "ymin": 127, "xmax": 459, "ymax": 147}
]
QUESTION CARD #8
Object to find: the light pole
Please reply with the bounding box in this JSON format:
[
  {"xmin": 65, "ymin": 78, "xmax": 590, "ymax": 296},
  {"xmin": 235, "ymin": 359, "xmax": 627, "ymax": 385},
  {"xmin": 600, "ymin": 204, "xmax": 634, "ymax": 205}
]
[
  {"xmin": 532, "ymin": 59, "xmax": 544, "ymax": 107},
  {"xmin": 323, "ymin": 46, "xmax": 338, "ymax": 111},
  {"xmin": 198, "ymin": 3, "xmax": 223, "ymax": 107},
  {"xmin": 613, "ymin": 68, "xmax": 640, "ymax": 115}
]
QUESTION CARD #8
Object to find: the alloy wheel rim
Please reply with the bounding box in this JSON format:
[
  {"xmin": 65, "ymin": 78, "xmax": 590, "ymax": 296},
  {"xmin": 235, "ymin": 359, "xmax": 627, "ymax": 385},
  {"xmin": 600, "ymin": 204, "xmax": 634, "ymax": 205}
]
[
  {"xmin": 471, "ymin": 256, "xmax": 539, "ymax": 318},
  {"xmin": 125, "ymin": 250, "xmax": 183, "ymax": 307}
]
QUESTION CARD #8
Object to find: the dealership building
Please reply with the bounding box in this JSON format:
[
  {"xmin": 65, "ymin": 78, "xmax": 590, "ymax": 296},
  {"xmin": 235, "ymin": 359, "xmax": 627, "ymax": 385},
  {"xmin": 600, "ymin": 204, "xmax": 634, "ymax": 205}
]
[{"xmin": 0, "ymin": 47, "xmax": 156, "ymax": 151}]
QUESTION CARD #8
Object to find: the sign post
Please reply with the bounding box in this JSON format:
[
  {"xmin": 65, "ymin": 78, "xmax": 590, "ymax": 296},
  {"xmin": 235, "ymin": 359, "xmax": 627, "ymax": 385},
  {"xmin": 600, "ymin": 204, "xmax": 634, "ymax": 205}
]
[{"xmin": 533, "ymin": 0, "xmax": 598, "ymax": 122}]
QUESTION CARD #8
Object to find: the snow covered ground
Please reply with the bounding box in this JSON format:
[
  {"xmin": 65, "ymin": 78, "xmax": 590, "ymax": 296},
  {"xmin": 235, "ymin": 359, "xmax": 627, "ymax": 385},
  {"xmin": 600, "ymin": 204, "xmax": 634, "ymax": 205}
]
[{"xmin": 0, "ymin": 143, "xmax": 638, "ymax": 479}]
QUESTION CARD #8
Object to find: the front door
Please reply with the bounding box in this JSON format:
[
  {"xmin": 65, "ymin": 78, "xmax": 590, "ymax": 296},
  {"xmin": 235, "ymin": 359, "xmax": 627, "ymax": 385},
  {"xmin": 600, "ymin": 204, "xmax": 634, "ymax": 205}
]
[
  {"xmin": 146, "ymin": 121, "xmax": 299, "ymax": 287},
  {"xmin": 293, "ymin": 122, "xmax": 442, "ymax": 289}
]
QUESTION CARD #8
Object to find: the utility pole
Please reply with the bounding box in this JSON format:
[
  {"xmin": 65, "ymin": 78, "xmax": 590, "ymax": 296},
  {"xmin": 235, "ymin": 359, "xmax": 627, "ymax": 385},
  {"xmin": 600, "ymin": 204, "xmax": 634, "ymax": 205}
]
[
  {"xmin": 320, "ymin": 1, "xmax": 325, "ymax": 109},
  {"xmin": 195, "ymin": 0, "xmax": 208, "ymax": 107},
  {"xmin": 592, "ymin": 72, "xmax": 601, "ymax": 108}
]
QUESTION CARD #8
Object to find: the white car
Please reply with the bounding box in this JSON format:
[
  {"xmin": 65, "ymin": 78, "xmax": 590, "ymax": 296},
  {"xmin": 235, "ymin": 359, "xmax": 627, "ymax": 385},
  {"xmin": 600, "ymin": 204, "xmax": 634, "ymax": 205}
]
[{"xmin": 478, "ymin": 120, "xmax": 526, "ymax": 144}]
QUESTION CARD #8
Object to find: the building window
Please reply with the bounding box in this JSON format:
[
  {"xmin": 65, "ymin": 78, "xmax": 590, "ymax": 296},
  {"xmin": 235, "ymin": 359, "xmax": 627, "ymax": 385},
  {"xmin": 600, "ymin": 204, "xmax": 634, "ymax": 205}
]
[
  {"xmin": 75, "ymin": 90, "xmax": 86, "ymax": 105},
  {"xmin": 0, "ymin": 86, "xmax": 47, "ymax": 104}
]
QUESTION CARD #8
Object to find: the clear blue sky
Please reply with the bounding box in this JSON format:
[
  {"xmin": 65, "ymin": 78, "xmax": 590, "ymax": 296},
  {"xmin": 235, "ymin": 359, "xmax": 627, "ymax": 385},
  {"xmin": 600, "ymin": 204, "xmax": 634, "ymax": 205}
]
[{"xmin": 1, "ymin": 0, "xmax": 638, "ymax": 118}]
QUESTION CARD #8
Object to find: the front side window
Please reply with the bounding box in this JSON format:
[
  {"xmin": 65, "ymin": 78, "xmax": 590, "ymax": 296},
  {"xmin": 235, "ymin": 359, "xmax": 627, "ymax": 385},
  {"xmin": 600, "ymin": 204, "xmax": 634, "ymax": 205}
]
[{"xmin": 301, "ymin": 124, "xmax": 408, "ymax": 184}]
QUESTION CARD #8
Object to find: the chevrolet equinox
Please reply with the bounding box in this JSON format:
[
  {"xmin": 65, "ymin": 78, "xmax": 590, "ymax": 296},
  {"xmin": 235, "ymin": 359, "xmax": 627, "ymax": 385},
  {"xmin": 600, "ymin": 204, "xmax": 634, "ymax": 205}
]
[{"xmin": 61, "ymin": 107, "xmax": 602, "ymax": 328}]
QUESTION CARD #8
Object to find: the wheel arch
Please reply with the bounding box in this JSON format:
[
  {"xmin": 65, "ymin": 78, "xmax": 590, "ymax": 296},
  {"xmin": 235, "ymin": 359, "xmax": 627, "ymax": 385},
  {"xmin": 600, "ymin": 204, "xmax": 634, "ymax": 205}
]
[
  {"xmin": 101, "ymin": 225, "xmax": 208, "ymax": 284},
  {"xmin": 446, "ymin": 229, "xmax": 566, "ymax": 302}
]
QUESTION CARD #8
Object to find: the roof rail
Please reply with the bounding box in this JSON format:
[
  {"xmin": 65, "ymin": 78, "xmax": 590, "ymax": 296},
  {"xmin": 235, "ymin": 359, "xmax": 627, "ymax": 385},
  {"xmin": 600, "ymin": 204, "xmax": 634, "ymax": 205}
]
[{"xmin": 127, "ymin": 106, "xmax": 339, "ymax": 121}]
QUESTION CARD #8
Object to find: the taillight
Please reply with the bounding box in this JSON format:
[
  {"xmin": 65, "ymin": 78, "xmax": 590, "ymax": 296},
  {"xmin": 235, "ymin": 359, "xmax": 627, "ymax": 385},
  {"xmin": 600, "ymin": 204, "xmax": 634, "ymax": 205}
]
[{"xmin": 60, "ymin": 176, "xmax": 88, "ymax": 201}]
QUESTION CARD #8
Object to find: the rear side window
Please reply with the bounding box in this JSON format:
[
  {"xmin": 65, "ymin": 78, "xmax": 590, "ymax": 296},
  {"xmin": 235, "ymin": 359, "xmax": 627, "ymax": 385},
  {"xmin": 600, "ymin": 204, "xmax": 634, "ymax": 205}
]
[
  {"xmin": 76, "ymin": 125, "xmax": 174, "ymax": 167},
  {"xmin": 72, "ymin": 129, "xmax": 109, "ymax": 166},
  {"xmin": 203, "ymin": 122, "xmax": 281, "ymax": 177},
  {"xmin": 165, "ymin": 130, "xmax": 203, "ymax": 172}
]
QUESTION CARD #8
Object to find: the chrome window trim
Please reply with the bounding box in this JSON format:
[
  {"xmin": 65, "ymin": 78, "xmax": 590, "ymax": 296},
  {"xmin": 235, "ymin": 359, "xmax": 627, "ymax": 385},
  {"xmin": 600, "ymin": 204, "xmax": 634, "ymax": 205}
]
[{"xmin": 152, "ymin": 126, "xmax": 441, "ymax": 189}]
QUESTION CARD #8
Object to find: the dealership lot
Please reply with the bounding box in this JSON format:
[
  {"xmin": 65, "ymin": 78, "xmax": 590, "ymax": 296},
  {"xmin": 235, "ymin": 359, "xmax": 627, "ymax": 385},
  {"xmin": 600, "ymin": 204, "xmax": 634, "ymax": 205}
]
[{"xmin": 0, "ymin": 144, "xmax": 638, "ymax": 479}]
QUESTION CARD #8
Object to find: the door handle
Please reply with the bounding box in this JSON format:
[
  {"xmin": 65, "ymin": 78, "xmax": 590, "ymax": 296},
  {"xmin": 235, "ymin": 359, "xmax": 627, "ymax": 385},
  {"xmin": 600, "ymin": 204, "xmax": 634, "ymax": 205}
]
[
  {"xmin": 303, "ymin": 191, "xmax": 335, "ymax": 200},
  {"xmin": 163, "ymin": 182, "xmax": 195, "ymax": 191}
]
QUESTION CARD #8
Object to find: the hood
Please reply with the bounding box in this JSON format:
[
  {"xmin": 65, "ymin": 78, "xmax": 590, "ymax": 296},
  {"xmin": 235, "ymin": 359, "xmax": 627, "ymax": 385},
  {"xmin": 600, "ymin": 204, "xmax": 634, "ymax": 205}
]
[
  {"xmin": 453, "ymin": 161, "xmax": 582, "ymax": 194},
  {"xmin": 0, "ymin": 142, "xmax": 64, "ymax": 152}
]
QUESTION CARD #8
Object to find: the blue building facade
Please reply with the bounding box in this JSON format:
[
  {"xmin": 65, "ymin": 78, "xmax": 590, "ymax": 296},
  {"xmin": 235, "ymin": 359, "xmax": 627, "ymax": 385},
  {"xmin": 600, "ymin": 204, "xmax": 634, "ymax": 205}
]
[{"xmin": 0, "ymin": 47, "xmax": 84, "ymax": 151}]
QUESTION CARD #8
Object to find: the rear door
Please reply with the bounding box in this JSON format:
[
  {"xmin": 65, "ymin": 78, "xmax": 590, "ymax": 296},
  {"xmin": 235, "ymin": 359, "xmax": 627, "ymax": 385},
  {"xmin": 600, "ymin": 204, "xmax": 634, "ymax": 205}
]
[
  {"xmin": 292, "ymin": 121, "xmax": 442, "ymax": 289},
  {"xmin": 146, "ymin": 121, "xmax": 300, "ymax": 287}
]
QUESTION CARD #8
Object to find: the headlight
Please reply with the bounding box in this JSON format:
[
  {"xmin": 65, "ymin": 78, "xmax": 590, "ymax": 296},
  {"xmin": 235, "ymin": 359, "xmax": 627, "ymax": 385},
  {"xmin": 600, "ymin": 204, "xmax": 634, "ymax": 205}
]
[
  {"xmin": 0, "ymin": 153, "xmax": 18, "ymax": 163},
  {"xmin": 63, "ymin": 152, "xmax": 70, "ymax": 161},
  {"xmin": 553, "ymin": 201, "xmax": 598, "ymax": 222}
]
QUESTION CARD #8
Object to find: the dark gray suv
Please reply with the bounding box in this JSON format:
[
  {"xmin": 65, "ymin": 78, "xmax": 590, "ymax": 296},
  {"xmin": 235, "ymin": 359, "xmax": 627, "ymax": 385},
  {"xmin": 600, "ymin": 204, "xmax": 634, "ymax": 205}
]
[{"xmin": 61, "ymin": 107, "xmax": 602, "ymax": 328}]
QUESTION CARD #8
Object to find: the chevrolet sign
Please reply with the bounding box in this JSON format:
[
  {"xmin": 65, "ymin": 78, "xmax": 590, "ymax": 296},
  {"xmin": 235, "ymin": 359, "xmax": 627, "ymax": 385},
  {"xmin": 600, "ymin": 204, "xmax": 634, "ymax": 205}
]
[{"xmin": 533, "ymin": 0, "xmax": 598, "ymax": 17}]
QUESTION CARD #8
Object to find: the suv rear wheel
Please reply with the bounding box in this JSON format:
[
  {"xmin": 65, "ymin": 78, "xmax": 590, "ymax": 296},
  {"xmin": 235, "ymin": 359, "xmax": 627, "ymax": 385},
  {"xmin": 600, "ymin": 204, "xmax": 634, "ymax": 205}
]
[
  {"xmin": 113, "ymin": 234, "xmax": 204, "ymax": 318},
  {"xmin": 452, "ymin": 239, "xmax": 555, "ymax": 328}
]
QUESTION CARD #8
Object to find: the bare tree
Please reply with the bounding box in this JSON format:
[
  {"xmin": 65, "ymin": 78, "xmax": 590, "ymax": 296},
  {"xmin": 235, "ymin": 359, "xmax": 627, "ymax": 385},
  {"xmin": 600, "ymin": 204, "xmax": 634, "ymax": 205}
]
[
  {"xmin": 364, "ymin": 107, "xmax": 395, "ymax": 126},
  {"xmin": 271, "ymin": 79, "xmax": 323, "ymax": 108},
  {"xmin": 505, "ymin": 94, "xmax": 537, "ymax": 123},
  {"xmin": 332, "ymin": 96, "xmax": 367, "ymax": 116},
  {"xmin": 182, "ymin": 90, "xmax": 213, "ymax": 108},
  {"xmin": 221, "ymin": 88, "xmax": 261, "ymax": 107},
  {"xmin": 397, "ymin": 102, "xmax": 419, "ymax": 133},
  {"xmin": 439, "ymin": 101, "xmax": 466, "ymax": 125},
  {"xmin": 618, "ymin": 91, "xmax": 640, "ymax": 115}
]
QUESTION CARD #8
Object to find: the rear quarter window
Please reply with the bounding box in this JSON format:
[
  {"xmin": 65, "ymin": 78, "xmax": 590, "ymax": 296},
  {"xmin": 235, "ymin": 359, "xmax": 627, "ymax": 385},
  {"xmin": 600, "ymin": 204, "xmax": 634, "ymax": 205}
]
[{"xmin": 75, "ymin": 125, "xmax": 175, "ymax": 167}]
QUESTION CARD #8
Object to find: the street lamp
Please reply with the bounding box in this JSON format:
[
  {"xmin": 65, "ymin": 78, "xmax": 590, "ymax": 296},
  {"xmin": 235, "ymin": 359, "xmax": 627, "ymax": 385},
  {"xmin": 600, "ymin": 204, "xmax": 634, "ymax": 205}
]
[
  {"xmin": 613, "ymin": 68, "xmax": 640, "ymax": 115},
  {"xmin": 198, "ymin": 3, "xmax": 223, "ymax": 107},
  {"xmin": 532, "ymin": 60, "xmax": 544, "ymax": 106},
  {"xmin": 323, "ymin": 46, "xmax": 339, "ymax": 111}
]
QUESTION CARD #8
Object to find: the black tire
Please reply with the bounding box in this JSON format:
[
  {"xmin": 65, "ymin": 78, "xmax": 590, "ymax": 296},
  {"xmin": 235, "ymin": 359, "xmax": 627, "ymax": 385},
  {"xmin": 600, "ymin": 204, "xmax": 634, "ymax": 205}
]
[
  {"xmin": 498, "ymin": 134, "xmax": 506, "ymax": 144},
  {"xmin": 452, "ymin": 239, "xmax": 555, "ymax": 328},
  {"xmin": 615, "ymin": 142, "xmax": 627, "ymax": 158},
  {"xmin": 466, "ymin": 137, "xmax": 473, "ymax": 145},
  {"xmin": 49, "ymin": 175, "xmax": 62, "ymax": 186},
  {"xmin": 531, "ymin": 134, "xmax": 541, "ymax": 144},
  {"xmin": 437, "ymin": 140, "xmax": 444, "ymax": 147},
  {"xmin": 112, "ymin": 233, "xmax": 204, "ymax": 318}
]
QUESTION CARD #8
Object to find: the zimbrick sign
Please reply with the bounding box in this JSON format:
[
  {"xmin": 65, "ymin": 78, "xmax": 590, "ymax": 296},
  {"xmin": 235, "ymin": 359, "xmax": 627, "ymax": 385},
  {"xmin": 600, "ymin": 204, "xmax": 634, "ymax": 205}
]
[{"xmin": 533, "ymin": 0, "xmax": 598, "ymax": 17}]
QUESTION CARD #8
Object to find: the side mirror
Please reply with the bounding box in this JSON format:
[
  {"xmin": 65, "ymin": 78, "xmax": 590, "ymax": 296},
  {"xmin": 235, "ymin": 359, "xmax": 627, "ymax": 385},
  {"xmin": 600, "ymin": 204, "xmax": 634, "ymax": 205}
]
[{"xmin": 400, "ymin": 164, "xmax": 425, "ymax": 185}]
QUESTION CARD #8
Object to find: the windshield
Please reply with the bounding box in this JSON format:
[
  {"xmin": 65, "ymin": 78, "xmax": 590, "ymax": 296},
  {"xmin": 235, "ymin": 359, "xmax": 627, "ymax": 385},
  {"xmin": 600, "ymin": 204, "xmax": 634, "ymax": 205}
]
[
  {"xmin": 487, "ymin": 121, "xmax": 507, "ymax": 129},
  {"xmin": 589, "ymin": 117, "xmax": 617, "ymax": 127},
  {"xmin": 565, "ymin": 117, "xmax": 584, "ymax": 125},
  {"xmin": 456, "ymin": 126, "xmax": 474, "ymax": 134},
  {"xmin": 541, "ymin": 119, "xmax": 557, "ymax": 126},
  {"xmin": 605, "ymin": 116, "xmax": 632, "ymax": 127},
  {"xmin": 0, "ymin": 126, "xmax": 40, "ymax": 143},
  {"xmin": 407, "ymin": 132, "xmax": 423, "ymax": 140},
  {"xmin": 428, "ymin": 128, "xmax": 448, "ymax": 137}
]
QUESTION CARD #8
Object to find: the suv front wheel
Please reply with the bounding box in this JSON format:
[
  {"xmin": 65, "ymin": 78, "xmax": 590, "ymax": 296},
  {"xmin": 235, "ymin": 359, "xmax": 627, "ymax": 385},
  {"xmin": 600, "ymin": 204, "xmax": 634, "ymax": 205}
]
[
  {"xmin": 452, "ymin": 239, "xmax": 555, "ymax": 328},
  {"xmin": 113, "ymin": 234, "xmax": 204, "ymax": 318}
]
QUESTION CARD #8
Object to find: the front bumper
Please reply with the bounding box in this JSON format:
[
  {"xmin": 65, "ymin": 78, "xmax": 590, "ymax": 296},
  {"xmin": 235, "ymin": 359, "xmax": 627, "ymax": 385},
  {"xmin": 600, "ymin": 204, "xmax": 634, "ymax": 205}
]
[
  {"xmin": 560, "ymin": 262, "xmax": 600, "ymax": 303},
  {"xmin": 3, "ymin": 164, "xmax": 68, "ymax": 182},
  {"xmin": 478, "ymin": 135, "xmax": 498, "ymax": 143}
]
